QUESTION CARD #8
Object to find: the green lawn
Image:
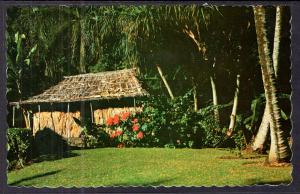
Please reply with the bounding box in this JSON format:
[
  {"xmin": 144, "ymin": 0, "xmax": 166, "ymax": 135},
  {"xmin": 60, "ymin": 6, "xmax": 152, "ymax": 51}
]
[{"xmin": 8, "ymin": 148, "xmax": 291, "ymax": 187}]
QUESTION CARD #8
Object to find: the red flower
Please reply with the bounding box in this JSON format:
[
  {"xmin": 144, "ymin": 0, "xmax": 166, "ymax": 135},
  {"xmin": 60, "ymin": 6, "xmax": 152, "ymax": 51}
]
[
  {"xmin": 136, "ymin": 131, "xmax": 144, "ymax": 139},
  {"xmin": 132, "ymin": 118, "xmax": 138, "ymax": 124},
  {"xmin": 132, "ymin": 124, "xmax": 139, "ymax": 132},
  {"xmin": 115, "ymin": 130, "xmax": 123, "ymax": 136},
  {"xmin": 113, "ymin": 114, "xmax": 120, "ymax": 125},
  {"xmin": 121, "ymin": 112, "xmax": 130, "ymax": 121},
  {"xmin": 106, "ymin": 117, "xmax": 114, "ymax": 126},
  {"xmin": 110, "ymin": 131, "xmax": 116, "ymax": 138}
]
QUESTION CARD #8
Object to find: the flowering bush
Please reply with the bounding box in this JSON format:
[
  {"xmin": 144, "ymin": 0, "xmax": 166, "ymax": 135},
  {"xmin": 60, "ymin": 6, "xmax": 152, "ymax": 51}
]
[
  {"xmin": 90, "ymin": 91, "xmax": 236, "ymax": 149},
  {"xmin": 105, "ymin": 112, "xmax": 148, "ymax": 147}
]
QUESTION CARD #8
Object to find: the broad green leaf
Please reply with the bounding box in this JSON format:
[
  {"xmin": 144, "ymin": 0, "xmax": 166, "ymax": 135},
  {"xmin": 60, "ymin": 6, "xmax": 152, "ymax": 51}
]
[
  {"xmin": 280, "ymin": 109, "xmax": 289, "ymax": 120},
  {"xmin": 24, "ymin": 59, "xmax": 30, "ymax": 65}
]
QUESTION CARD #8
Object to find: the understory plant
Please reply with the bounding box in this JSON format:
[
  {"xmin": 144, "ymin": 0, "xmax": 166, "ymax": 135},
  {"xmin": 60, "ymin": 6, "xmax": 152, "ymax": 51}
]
[
  {"xmin": 75, "ymin": 118, "xmax": 110, "ymax": 148},
  {"xmin": 7, "ymin": 128, "xmax": 33, "ymax": 170},
  {"xmin": 79, "ymin": 91, "xmax": 250, "ymax": 149}
]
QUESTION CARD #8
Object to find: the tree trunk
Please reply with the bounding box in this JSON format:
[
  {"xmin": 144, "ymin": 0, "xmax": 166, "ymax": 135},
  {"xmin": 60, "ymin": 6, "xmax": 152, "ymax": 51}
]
[
  {"xmin": 252, "ymin": 105, "xmax": 270, "ymax": 151},
  {"xmin": 22, "ymin": 109, "xmax": 29, "ymax": 129},
  {"xmin": 210, "ymin": 76, "xmax": 219, "ymax": 123},
  {"xmin": 227, "ymin": 74, "xmax": 240, "ymax": 136},
  {"xmin": 79, "ymin": 20, "xmax": 86, "ymax": 73},
  {"xmin": 193, "ymin": 85, "xmax": 198, "ymax": 112},
  {"xmin": 251, "ymin": 6, "xmax": 282, "ymax": 152},
  {"xmin": 273, "ymin": 6, "xmax": 282, "ymax": 78},
  {"xmin": 156, "ymin": 64, "xmax": 174, "ymax": 99},
  {"xmin": 253, "ymin": 6, "xmax": 290, "ymax": 163}
]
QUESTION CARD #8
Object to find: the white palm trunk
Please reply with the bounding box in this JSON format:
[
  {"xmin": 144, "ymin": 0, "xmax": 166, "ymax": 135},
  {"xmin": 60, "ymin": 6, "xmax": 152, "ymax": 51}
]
[
  {"xmin": 252, "ymin": 105, "xmax": 270, "ymax": 151},
  {"xmin": 156, "ymin": 64, "xmax": 175, "ymax": 99},
  {"xmin": 210, "ymin": 76, "xmax": 220, "ymax": 123},
  {"xmin": 228, "ymin": 74, "xmax": 240, "ymax": 135},
  {"xmin": 251, "ymin": 6, "xmax": 282, "ymax": 151},
  {"xmin": 253, "ymin": 6, "xmax": 290, "ymax": 162}
]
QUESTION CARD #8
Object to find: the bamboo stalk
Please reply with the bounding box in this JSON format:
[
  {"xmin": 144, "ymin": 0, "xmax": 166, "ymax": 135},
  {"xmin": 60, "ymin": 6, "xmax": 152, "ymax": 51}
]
[{"xmin": 156, "ymin": 64, "xmax": 174, "ymax": 99}]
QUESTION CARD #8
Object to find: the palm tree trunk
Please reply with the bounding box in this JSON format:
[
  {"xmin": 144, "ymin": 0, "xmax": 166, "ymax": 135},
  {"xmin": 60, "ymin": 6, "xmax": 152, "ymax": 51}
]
[
  {"xmin": 156, "ymin": 64, "xmax": 174, "ymax": 99},
  {"xmin": 193, "ymin": 85, "xmax": 198, "ymax": 112},
  {"xmin": 227, "ymin": 74, "xmax": 240, "ymax": 136},
  {"xmin": 252, "ymin": 105, "xmax": 270, "ymax": 151},
  {"xmin": 210, "ymin": 76, "xmax": 219, "ymax": 123},
  {"xmin": 253, "ymin": 6, "xmax": 290, "ymax": 163},
  {"xmin": 79, "ymin": 19, "xmax": 86, "ymax": 73},
  {"xmin": 273, "ymin": 6, "xmax": 282, "ymax": 78},
  {"xmin": 251, "ymin": 6, "xmax": 282, "ymax": 152}
]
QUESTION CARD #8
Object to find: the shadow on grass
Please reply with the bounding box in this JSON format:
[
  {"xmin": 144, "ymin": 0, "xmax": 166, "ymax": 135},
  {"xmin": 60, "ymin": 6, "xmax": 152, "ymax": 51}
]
[
  {"xmin": 9, "ymin": 169, "xmax": 63, "ymax": 186},
  {"xmin": 32, "ymin": 151, "xmax": 80, "ymax": 163},
  {"xmin": 112, "ymin": 177, "xmax": 177, "ymax": 186},
  {"xmin": 32, "ymin": 128, "xmax": 80, "ymax": 163},
  {"xmin": 246, "ymin": 178, "xmax": 291, "ymax": 185}
]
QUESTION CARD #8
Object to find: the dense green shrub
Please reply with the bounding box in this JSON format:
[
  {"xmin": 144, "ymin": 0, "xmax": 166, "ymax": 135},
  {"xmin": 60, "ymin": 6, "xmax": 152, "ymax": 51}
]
[
  {"xmin": 75, "ymin": 118, "xmax": 110, "ymax": 148},
  {"xmin": 81, "ymin": 124, "xmax": 110, "ymax": 148},
  {"xmin": 81, "ymin": 91, "xmax": 246, "ymax": 149},
  {"xmin": 138, "ymin": 93, "xmax": 200, "ymax": 148},
  {"xmin": 138, "ymin": 92, "xmax": 229, "ymax": 148},
  {"xmin": 7, "ymin": 128, "xmax": 33, "ymax": 170},
  {"xmin": 103, "ymin": 91, "xmax": 227, "ymax": 148}
]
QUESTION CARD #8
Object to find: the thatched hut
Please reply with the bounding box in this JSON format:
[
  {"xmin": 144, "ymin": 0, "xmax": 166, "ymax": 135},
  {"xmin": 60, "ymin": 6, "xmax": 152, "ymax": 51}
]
[{"xmin": 10, "ymin": 68, "xmax": 149, "ymax": 143}]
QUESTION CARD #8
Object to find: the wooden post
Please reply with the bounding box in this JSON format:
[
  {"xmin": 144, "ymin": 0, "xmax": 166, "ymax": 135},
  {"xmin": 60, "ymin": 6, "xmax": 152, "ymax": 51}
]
[
  {"xmin": 50, "ymin": 103, "xmax": 56, "ymax": 133},
  {"xmin": 38, "ymin": 105, "xmax": 41, "ymax": 131},
  {"xmin": 133, "ymin": 98, "xmax": 136, "ymax": 108},
  {"xmin": 12, "ymin": 106, "xmax": 15, "ymax": 127},
  {"xmin": 22, "ymin": 108, "xmax": 29, "ymax": 129},
  {"xmin": 67, "ymin": 102, "xmax": 70, "ymax": 139},
  {"xmin": 27, "ymin": 111, "xmax": 31, "ymax": 129},
  {"xmin": 156, "ymin": 64, "xmax": 174, "ymax": 99},
  {"xmin": 90, "ymin": 102, "xmax": 94, "ymax": 123}
]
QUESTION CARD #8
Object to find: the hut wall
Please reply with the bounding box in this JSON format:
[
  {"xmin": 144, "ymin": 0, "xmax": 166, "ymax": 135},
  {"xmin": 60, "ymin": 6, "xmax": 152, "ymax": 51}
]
[
  {"xmin": 32, "ymin": 106, "xmax": 142, "ymax": 140},
  {"xmin": 94, "ymin": 107, "xmax": 142, "ymax": 125},
  {"xmin": 33, "ymin": 111, "xmax": 81, "ymax": 138}
]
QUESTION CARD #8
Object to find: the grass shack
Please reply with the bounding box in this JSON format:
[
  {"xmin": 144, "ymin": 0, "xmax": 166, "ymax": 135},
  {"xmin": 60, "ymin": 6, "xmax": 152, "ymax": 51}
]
[{"xmin": 10, "ymin": 68, "xmax": 149, "ymax": 143}]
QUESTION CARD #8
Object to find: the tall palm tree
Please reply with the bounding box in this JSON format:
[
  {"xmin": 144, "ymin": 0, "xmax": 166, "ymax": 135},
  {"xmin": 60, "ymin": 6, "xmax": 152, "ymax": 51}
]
[
  {"xmin": 253, "ymin": 6, "xmax": 290, "ymax": 163},
  {"xmin": 252, "ymin": 6, "xmax": 283, "ymax": 152}
]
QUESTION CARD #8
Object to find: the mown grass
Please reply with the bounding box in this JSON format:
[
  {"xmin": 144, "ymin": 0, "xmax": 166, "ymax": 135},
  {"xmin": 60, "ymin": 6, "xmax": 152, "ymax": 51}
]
[{"xmin": 7, "ymin": 148, "xmax": 292, "ymax": 187}]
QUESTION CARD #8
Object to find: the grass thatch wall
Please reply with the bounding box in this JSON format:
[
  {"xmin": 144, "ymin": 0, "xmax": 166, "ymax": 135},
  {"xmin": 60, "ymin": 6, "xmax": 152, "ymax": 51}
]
[
  {"xmin": 33, "ymin": 111, "xmax": 81, "ymax": 138},
  {"xmin": 32, "ymin": 106, "xmax": 142, "ymax": 140}
]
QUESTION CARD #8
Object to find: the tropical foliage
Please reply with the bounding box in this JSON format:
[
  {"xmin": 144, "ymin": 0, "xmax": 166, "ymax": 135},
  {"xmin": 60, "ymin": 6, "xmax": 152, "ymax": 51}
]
[
  {"xmin": 7, "ymin": 128, "xmax": 33, "ymax": 170},
  {"xmin": 6, "ymin": 5, "xmax": 291, "ymax": 166}
]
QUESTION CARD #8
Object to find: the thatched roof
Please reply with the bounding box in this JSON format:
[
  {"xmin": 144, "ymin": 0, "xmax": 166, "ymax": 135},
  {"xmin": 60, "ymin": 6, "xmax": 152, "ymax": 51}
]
[{"xmin": 15, "ymin": 68, "xmax": 149, "ymax": 105}]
